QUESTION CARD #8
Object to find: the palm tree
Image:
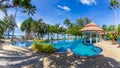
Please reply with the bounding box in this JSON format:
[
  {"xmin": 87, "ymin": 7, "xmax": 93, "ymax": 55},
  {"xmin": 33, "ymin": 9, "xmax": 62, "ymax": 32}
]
[
  {"xmin": 2, "ymin": 15, "xmax": 15, "ymax": 38},
  {"xmin": 109, "ymin": 0, "xmax": 120, "ymax": 34},
  {"xmin": 49, "ymin": 25, "xmax": 56, "ymax": 40},
  {"xmin": 55, "ymin": 24, "xmax": 60, "ymax": 39},
  {"xmin": 0, "ymin": 4, "xmax": 8, "ymax": 16},
  {"xmin": 108, "ymin": 25, "xmax": 116, "ymax": 33},
  {"xmin": 0, "ymin": 20, "xmax": 4, "ymax": 35},
  {"xmin": 23, "ymin": 5, "xmax": 36, "ymax": 16},
  {"xmin": 84, "ymin": 17, "xmax": 91, "ymax": 25},
  {"xmin": 76, "ymin": 18, "xmax": 84, "ymax": 26},
  {"xmin": 20, "ymin": 17, "xmax": 34, "ymax": 40},
  {"xmin": 11, "ymin": 0, "xmax": 36, "ymax": 41},
  {"xmin": 101, "ymin": 25, "xmax": 108, "ymax": 31},
  {"xmin": 64, "ymin": 19, "xmax": 72, "ymax": 27}
]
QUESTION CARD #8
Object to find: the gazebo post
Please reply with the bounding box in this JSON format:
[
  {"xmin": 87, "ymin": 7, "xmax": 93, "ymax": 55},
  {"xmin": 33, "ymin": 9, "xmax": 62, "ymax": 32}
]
[
  {"xmin": 84, "ymin": 31, "xmax": 86, "ymax": 43},
  {"xmin": 90, "ymin": 31, "xmax": 92, "ymax": 43},
  {"xmin": 96, "ymin": 32, "xmax": 98, "ymax": 43}
]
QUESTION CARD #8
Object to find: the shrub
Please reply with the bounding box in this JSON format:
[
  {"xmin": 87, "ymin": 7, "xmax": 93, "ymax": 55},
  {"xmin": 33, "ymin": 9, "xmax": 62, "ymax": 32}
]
[
  {"xmin": 33, "ymin": 39, "xmax": 49, "ymax": 43},
  {"xmin": 108, "ymin": 34, "xmax": 114, "ymax": 40},
  {"xmin": 31, "ymin": 43, "xmax": 56, "ymax": 53},
  {"xmin": 40, "ymin": 44, "xmax": 56, "ymax": 53},
  {"xmin": 118, "ymin": 35, "xmax": 120, "ymax": 38},
  {"xmin": 21, "ymin": 36, "xmax": 25, "ymax": 40},
  {"xmin": 31, "ymin": 43, "xmax": 41, "ymax": 52}
]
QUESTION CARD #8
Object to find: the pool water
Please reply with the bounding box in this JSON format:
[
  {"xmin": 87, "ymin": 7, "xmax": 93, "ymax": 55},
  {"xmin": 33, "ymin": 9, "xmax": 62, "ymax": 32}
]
[
  {"xmin": 12, "ymin": 40, "xmax": 102, "ymax": 57},
  {"xmin": 117, "ymin": 38, "xmax": 120, "ymax": 43}
]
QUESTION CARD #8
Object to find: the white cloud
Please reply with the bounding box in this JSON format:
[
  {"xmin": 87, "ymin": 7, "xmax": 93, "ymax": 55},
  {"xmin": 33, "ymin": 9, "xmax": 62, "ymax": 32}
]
[
  {"xmin": 80, "ymin": 0, "xmax": 97, "ymax": 5},
  {"xmin": 17, "ymin": 23, "xmax": 21, "ymax": 28},
  {"xmin": 57, "ymin": 5, "xmax": 71, "ymax": 11}
]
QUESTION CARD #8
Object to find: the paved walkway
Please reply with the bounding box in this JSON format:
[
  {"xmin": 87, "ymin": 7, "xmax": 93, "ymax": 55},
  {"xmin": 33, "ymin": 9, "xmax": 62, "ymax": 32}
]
[
  {"xmin": 95, "ymin": 40, "xmax": 120, "ymax": 61},
  {"xmin": 0, "ymin": 45, "xmax": 40, "ymax": 68}
]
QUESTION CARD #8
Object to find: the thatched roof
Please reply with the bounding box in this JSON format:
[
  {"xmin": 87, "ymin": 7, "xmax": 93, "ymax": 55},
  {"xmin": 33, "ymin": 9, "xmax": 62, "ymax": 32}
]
[{"xmin": 80, "ymin": 22, "xmax": 104, "ymax": 32}]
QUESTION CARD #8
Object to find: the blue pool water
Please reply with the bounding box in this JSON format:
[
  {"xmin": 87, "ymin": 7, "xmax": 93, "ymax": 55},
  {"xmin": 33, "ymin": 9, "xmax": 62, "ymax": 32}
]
[
  {"xmin": 117, "ymin": 38, "xmax": 120, "ymax": 43},
  {"xmin": 12, "ymin": 40, "xmax": 102, "ymax": 57}
]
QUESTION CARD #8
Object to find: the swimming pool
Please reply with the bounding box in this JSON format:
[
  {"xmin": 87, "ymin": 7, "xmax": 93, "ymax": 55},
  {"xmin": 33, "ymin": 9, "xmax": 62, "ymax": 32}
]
[
  {"xmin": 117, "ymin": 38, "xmax": 120, "ymax": 43},
  {"xmin": 12, "ymin": 40, "xmax": 102, "ymax": 57}
]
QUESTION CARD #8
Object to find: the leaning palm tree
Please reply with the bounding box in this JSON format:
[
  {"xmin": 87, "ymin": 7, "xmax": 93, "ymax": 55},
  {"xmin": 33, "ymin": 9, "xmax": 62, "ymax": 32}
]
[
  {"xmin": 11, "ymin": 0, "xmax": 36, "ymax": 41},
  {"xmin": 109, "ymin": 0, "xmax": 120, "ymax": 34}
]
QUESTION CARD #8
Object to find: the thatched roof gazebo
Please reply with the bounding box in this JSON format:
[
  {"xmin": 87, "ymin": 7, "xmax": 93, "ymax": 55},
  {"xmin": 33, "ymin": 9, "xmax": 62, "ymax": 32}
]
[{"xmin": 80, "ymin": 22, "xmax": 104, "ymax": 43}]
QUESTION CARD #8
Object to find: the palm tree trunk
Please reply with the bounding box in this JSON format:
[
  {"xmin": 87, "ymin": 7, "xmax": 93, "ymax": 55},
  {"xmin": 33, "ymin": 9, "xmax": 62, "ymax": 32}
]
[
  {"xmin": 11, "ymin": 7, "xmax": 18, "ymax": 41},
  {"xmin": 57, "ymin": 33, "xmax": 59, "ymax": 40},
  {"xmin": 51, "ymin": 33, "xmax": 53, "ymax": 40},
  {"xmin": 8, "ymin": 30, "xmax": 9, "ymax": 38},
  {"xmin": 113, "ymin": 9, "xmax": 118, "ymax": 34},
  {"xmin": 48, "ymin": 33, "xmax": 49, "ymax": 40}
]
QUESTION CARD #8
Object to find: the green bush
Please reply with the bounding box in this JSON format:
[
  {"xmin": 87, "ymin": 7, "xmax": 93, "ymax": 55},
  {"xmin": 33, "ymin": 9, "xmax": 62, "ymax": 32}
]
[
  {"xmin": 118, "ymin": 35, "xmax": 120, "ymax": 38},
  {"xmin": 31, "ymin": 43, "xmax": 56, "ymax": 53},
  {"xmin": 33, "ymin": 39, "xmax": 49, "ymax": 43},
  {"xmin": 31, "ymin": 43, "xmax": 41, "ymax": 52},
  {"xmin": 108, "ymin": 34, "xmax": 114, "ymax": 40},
  {"xmin": 21, "ymin": 36, "xmax": 25, "ymax": 40}
]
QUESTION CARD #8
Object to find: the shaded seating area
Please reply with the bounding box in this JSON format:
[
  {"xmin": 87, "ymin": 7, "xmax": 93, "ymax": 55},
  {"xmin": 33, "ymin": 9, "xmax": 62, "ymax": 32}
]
[{"xmin": 80, "ymin": 22, "xmax": 104, "ymax": 44}]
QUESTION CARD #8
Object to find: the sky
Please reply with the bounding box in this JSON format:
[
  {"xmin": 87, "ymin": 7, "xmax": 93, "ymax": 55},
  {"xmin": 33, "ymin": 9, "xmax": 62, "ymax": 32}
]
[{"xmin": 0, "ymin": 0, "xmax": 120, "ymax": 36}]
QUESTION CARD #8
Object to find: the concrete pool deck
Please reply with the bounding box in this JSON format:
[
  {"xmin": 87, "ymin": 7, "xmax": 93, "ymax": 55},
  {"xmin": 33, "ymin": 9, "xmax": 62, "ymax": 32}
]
[
  {"xmin": 95, "ymin": 40, "xmax": 120, "ymax": 61},
  {"xmin": 0, "ymin": 40, "xmax": 120, "ymax": 68}
]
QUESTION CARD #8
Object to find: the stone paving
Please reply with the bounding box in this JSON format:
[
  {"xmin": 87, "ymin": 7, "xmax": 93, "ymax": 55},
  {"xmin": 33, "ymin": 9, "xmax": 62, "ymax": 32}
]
[{"xmin": 0, "ymin": 45, "xmax": 41, "ymax": 68}]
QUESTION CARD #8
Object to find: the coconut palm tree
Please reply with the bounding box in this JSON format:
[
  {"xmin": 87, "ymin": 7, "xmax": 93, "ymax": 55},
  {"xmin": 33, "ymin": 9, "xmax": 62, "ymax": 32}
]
[
  {"xmin": 108, "ymin": 25, "xmax": 116, "ymax": 33},
  {"xmin": 64, "ymin": 19, "xmax": 72, "ymax": 27},
  {"xmin": 84, "ymin": 17, "xmax": 91, "ymax": 25},
  {"xmin": 55, "ymin": 24, "xmax": 60, "ymax": 39},
  {"xmin": 20, "ymin": 17, "xmax": 34, "ymax": 40},
  {"xmin": 101, "ymin": 25, "xmax": 108, "ymax": 31},
  {"xmin": 2, "ymin": 15, "xmax": 15, "ymax": 38},
  {"xmin": 0, "ymin": 4, "xmax": 8, "ymax": 16},
  {"xmin": 11, "ymin": 0, "xmax": 36, "ymax": 41},
  {"xmin": 76, "ymin": 18, "xmax": 84, "ymax": 26},
  {"xmin": 0, "ymin": 20, "xmax": 4, "ymax": 35},
  {"xmin": 109, "ymin": 0, "xmax": 120, "ymax": 34}
]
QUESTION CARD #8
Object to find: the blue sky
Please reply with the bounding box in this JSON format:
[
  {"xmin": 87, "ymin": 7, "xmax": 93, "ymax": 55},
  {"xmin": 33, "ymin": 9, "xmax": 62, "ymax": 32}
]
[{"xmin": 0, "ymin": 0, "xmax": 120, "ymax": 35}]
